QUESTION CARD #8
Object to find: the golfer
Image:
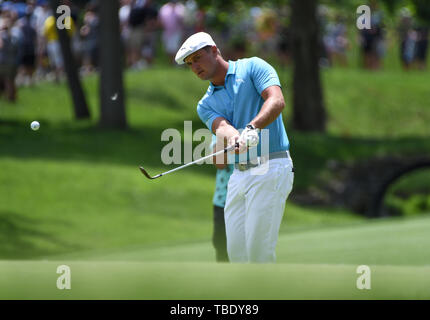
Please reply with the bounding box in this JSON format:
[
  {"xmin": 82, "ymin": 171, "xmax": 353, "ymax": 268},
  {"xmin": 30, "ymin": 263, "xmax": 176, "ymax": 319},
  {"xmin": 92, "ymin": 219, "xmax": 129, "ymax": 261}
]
[{"xmin": 175, "ymin": 32, "xmax": 294, "ymax": 263}]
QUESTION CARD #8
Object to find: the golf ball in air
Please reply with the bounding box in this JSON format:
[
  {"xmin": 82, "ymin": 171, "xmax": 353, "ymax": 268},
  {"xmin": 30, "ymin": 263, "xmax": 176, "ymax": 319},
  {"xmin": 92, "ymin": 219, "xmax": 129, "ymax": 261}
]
[
  {"xmin": 31, "ymin": 121, "xmax": 40, "ymax": 131},
  {"xmin": 111, "ymin": 93, "xmax": 118, "ymax": 101}
]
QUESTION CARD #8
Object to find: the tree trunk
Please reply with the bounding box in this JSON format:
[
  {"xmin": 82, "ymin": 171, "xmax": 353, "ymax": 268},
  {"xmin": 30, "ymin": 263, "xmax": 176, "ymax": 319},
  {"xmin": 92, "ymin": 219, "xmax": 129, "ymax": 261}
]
[
  {"xmin": 49, "ymin": 0, "xmax": 90, "ymax": 119},
  {"xmin": 99, "ymin": 0, "xmax": 127, "ymax": 129},
  {"xmin": 290, "ymin": 0, "xmax": 326, "ymax": 132}
]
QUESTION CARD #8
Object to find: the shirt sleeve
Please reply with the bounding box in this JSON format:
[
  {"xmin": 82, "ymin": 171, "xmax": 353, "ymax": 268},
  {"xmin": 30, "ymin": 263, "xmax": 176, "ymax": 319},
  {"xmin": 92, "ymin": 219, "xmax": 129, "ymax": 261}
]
[
  {"xmin": 197, "ymin": 98, "xmax": 225, "ymax": 133},
  {"xmin": 249, "ymin": 57, "xmax": 281, "ymax": 95}
]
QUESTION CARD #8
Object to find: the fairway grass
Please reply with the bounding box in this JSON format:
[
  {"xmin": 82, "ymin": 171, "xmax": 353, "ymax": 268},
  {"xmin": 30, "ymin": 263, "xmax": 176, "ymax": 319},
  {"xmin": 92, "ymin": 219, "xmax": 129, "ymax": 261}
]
[
  {"xmin": 0, "ymin": 156, "xmax": 365, "ymax": 259},
  {"xmin": 1, "ymin": 215, "xmax": 429, "ymax": 300},
  {"xmin": 2, "ymin": 66, "xmax": 430, "ymax": 258},
  {"xmin": 44, "ymin": 213, "xmax": 430, "ymax": 267},
  {"xmin": 0, "ymin": 261, "xmax": 429, "ymax": 300},
  {"xmin": 1, "ymin": 65, "xmax": 429, "ymax": 300}
]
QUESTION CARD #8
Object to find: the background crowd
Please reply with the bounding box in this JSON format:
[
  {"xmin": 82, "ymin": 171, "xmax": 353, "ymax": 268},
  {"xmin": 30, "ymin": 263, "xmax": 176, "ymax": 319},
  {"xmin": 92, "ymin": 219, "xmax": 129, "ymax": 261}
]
[{"xmin": 0, "ymin": 0, "xmax": 428, "ymax": 102}]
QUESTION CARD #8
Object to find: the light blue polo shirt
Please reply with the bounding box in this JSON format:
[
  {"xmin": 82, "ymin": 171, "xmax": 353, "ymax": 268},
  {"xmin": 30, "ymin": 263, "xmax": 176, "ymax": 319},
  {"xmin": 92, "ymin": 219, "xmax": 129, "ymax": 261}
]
[{"xmin": 197, "ymin": 57, "xmax": 290, "ymax": 162}]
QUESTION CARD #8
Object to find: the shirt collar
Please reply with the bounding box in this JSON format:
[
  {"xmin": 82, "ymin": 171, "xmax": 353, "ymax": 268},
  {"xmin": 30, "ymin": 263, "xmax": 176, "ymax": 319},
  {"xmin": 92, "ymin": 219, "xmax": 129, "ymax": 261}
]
[
  {"xmin": 208, "ymin": 60, "xmax": 236, "ymax": 95},
  {"xmin": 226, "ymin": 60, "xmax": 236, "ymax": 76}
]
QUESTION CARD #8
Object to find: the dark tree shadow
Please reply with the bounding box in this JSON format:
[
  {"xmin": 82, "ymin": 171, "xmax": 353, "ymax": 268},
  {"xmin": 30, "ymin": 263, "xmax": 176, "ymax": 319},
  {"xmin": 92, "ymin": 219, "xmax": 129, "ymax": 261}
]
[
  {"xmin": 0, "ymin": 211, "xmax": 82, "ymax": 259},
  {"xmin": 1, "ymin": 119, "xmax": 430, "ymax": 191},
  {"xmin": 127, "ymin": 87, "xmax": 187, "ymax": 111}
]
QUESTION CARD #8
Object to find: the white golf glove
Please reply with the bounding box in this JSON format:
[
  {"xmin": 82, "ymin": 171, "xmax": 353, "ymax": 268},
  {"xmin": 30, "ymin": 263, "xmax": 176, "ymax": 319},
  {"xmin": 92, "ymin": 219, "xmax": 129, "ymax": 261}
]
[{"xmin": 239, "ymin": 124, "xmax": 260, "ymax": 149}]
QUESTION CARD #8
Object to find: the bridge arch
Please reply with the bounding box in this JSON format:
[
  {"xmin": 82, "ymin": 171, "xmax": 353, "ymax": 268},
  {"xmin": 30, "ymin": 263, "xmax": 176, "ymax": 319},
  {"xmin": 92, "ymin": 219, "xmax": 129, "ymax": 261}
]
[{"xmin": 370, "ymin": 159, "xmax": 430, "ymax": 217}]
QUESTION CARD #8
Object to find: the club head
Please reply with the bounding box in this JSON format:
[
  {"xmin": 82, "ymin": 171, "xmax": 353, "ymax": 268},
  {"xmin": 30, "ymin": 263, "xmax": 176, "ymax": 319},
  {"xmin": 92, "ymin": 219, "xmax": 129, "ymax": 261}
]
[{"xmin": 139, "ymin": 167, "xmax": 162, "ymax": 180}]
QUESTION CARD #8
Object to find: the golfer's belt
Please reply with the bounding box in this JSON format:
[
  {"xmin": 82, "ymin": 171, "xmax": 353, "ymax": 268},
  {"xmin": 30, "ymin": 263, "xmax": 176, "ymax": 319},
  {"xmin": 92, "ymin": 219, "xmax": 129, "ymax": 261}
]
[{"xmin": 234, "ymin": 151, "xmax": 292, "ymax": 171}]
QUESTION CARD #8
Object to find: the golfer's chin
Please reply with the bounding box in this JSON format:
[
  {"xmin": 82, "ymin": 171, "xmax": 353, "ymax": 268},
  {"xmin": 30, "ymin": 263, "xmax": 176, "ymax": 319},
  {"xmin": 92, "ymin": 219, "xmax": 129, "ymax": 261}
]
[{"xmin": 197, "ymin": 71, "xmax": 209, "ymax": 80}]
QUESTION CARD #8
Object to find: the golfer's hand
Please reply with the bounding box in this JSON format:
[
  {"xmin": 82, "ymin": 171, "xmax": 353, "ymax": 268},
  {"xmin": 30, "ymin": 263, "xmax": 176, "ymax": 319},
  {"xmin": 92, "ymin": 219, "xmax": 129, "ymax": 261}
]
[
  {"xmin": 228, "ymin": 135, "xmax": 247, "ymax": 154},
  {"xmin": 239, "ymin": 125, "xmax": 260, "ymax": 149}
]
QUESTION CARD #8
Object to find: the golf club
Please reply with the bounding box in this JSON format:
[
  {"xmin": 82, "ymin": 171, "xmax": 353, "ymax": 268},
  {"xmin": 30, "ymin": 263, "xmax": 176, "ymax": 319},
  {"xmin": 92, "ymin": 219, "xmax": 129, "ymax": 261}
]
[{"xmin": 139, "ymin": 142, "xmax": 239, "ymax": 180}]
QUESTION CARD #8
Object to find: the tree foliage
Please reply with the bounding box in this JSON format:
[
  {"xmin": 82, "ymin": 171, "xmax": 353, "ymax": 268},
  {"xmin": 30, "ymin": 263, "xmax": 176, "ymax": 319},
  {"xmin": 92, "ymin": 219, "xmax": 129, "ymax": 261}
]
[{"xmin": 411, "ymin": 0, "xmax": 430, "ymax": 24}]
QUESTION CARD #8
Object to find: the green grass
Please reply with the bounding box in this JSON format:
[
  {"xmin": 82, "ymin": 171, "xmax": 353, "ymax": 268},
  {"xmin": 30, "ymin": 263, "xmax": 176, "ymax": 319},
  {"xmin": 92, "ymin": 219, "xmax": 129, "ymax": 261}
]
[
  {"xmin": 322, "ymin": 68, "xmax": 430, "ymax": 138},
  {"xmin": 47, "ymin": 211, "xmax": 430, "ymax": 266},
  {"xmin": 1, "ymin": 215, "xmax": 429, "ymax": 299},
  {"xmin": 1, "ymin": 65, "xmax": 429, "ymax": 261},
  {"xmin": 2, "ymin": 261, "xmax": 429, "ymax": 299},
  {"xmin": 0, "ymin": 156, "xmax": 364, "ymax": 259},
  {"xmin": 2, "ymin": 15, "xmax": 430, "ymax": 300},
  {"xmin": 1, "ymin": 49, "xmax": 430, "ymax": 300},
  {"xmin": 384, "ymin": 169, "xmax": 430, "ymax": 216}
]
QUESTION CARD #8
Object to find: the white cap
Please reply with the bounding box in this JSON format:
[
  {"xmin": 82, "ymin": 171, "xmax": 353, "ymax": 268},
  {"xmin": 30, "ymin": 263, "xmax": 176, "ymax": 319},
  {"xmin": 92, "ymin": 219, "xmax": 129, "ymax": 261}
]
[{"xmin": 175, "ymin": 32, "xmax": 217, "ymax": 65}]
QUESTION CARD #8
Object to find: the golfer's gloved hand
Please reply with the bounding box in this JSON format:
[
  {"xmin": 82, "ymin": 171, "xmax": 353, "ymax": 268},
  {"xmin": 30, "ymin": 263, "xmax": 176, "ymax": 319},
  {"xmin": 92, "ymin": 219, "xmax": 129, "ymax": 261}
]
[
  {"xmin": 239, "ymin": 124, "xmax": 260, "ymax": 149},
  {"xmin": 228, "ymin": 134, "xmax": 245, "ymax": 153}
]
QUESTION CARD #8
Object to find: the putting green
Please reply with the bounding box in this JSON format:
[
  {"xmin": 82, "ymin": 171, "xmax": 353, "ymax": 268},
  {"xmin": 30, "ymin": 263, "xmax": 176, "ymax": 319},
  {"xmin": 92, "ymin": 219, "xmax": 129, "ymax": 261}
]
[
  {"xmin": 45, "ymin": 214, "xmax": 430, "ymax": 266},
  {"xmin": 1, "ymin": 216, "xmax": 429, "ymax": 300},
  {"xmin": 0, "ymin": 261, "xmax": 429, "ymax": 299}
]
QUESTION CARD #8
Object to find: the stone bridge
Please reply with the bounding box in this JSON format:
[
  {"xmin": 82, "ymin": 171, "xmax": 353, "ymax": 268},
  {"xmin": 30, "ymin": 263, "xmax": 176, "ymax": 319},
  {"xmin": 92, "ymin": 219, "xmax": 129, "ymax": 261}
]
[{"xmin": 291, "ymin": 156, "xmax": 430, "ymax": 217}]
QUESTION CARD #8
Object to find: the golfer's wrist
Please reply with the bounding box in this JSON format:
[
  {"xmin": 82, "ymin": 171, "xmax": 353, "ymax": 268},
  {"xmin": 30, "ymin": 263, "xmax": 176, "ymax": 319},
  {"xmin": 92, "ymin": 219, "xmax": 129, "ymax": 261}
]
[{"xmin": 246, "ymin": 124, "xmax": 260, "ymax": 133}]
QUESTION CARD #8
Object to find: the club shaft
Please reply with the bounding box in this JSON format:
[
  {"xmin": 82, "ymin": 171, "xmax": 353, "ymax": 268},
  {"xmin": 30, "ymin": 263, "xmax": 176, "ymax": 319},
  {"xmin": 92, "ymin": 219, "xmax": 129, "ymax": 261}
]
[{"xmin": 159, "ymin": 144, "xmax": 235, "ymax": 177}]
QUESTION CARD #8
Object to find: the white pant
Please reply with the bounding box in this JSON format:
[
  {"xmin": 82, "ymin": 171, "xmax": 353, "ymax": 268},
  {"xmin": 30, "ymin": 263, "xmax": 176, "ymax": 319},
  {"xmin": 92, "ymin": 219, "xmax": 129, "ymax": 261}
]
[{"xmin": 224, "ymin": 157, "xmax": 294, "ymax": 263}]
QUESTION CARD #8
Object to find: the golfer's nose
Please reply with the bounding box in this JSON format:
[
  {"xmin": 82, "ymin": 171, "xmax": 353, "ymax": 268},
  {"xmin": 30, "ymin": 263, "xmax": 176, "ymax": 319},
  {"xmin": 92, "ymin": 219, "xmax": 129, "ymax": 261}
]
[{"xmin": 192, "ymin": 63, "xmax": 200, "ymax": 74}]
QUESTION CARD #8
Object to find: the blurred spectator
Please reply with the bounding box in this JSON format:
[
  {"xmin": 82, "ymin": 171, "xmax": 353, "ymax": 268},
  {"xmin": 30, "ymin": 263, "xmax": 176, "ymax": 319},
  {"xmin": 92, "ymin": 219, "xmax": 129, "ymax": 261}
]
[
  {"xmin": 43, "ymin": 11, "xmax": 75, "ymax": 82},
  {"xmin": 224, "ymin": 5, "xmax": 253, "ymax": 61},
  {"xmin": 194, "ymin": 6, "xmax": 205, "ymax": 33},
  {"xmin": 79, "ymin": 4, "xmax": 99, "ymax": 74},
  {"xmin": 127, "ymin": 0, "xmax": 158, "ymax": 69},
  {"xmin": 372, "ymin": 7, "xmax": 386, "ymax": 68},
  {"xmin": 277, "ymin": 24, "xmax": 291, "ymax": 66},
  {"xmin": 359, "ymin": 2, "xmax": 385, "ymax": 70},
  {"xmin": 128, "ymin": 0, "xmax": 146, "ymax": 68},
  {"xmin": 16, "ymin": 6, "xmax": 37, "ymax": 86},
  {"xmin": 63, "ymin": 0, "xmax": 81, "ymax": 62},
  {"xmin": 254, "ymin": 7, "xmax": 279, "ymax": 61},
  {"xmin": 32, "ymin": 0, "xmax": 51, "ymax": 80},
  {"xmin": 0, "ymin": 15, "xmax": 19, "ymax": 102},
  {"xmin": 414, "ymin": 26, "xmax": 429, "ymax": 70},
  {"xmin": 119, "ymin": 0, "xmax": 132, "ymax": 64},
  {"xmin": 359, "ymin": 28, "xmax": 374, "ymax": 69},
  {"xmin": 398, "ymin": 8, "xmax": 415, "ymax": 70},
  {"xmin": 324, "ymin": 15, "xmax": 349, "ymax": 67},
  {"xmin": 277, "ymin": 5, "xmax": 291, "ymax": 67},
  {"xmin": 159, "ymin": 0, "xmax": 185, "ymax": 64},
  {"xmin": 397, "ymin": 8, "xmax": 428, "ymax": 71},
  {"xmin": 183, "ymin": 0, "xmax": 202, "ymax": 36},
  {"xmin": 317, "ymin": 4, "xmax": 330, "ymax": 68},
  {"xmin": 140, "ymin": 0, "xmax": 158, "ymax": 67},
  {"xmin": 4, "ymin": 0, "xmax": 428, "ymax": 87},
  {"xmin": 63, "ymin": 0, "xmax": 79, "ymax": 23}
]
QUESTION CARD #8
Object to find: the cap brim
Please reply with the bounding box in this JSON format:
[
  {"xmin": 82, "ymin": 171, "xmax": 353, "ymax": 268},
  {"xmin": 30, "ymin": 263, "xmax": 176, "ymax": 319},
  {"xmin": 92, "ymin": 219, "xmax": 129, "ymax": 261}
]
[
  {"xmin": 175, "ymin": 41, "xmax": 216, "ymax": 65},
  {"xmin": 175, "ymin": 43, "xmax": 207, "ymax": 65}
]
